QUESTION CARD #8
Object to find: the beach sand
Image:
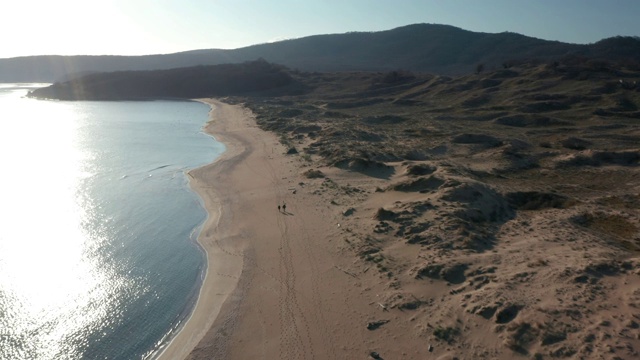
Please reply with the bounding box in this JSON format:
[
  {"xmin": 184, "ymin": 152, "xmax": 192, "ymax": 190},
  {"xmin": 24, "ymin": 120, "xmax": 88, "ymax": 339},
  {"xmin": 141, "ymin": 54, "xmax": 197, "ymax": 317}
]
[
  {"xmin": 160, "ymin": 99, "xmax": 398, "ymax": 359},
  {"xmin": 155, "ymin": 98, "xmax": 349, "ymax": 359},
  {"xmin": 160, "ymin": 98, "xmax": 640, "ymax": 360},
  {"xmin": 156, "ymin": 99, "xmax": 247, "ymax": 359}
]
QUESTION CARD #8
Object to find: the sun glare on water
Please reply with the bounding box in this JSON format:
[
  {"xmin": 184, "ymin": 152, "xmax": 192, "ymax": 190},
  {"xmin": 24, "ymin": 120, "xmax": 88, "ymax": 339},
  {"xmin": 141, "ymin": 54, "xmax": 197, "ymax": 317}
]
[{"xmin": 0, "ymin": 87, "xmax": 128, "ymax": 359}]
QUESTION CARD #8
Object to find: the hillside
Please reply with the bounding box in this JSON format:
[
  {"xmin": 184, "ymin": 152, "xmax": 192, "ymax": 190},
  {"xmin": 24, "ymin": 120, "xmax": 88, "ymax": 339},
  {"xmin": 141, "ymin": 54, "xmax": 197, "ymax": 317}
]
[
  {"xmin": 3, "ymin": 23, "xmax": 640, "ymax": 82},
  {"xmin": 28, "ymin": 60, "xmax": 301, "ymax": 100}
]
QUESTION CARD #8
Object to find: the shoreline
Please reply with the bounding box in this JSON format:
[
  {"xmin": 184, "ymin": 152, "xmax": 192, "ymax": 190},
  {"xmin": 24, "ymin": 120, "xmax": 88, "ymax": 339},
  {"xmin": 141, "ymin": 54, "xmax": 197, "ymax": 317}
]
[
  {"xmin": 159, "ymin": 97, "xmax": 392, "ymax": 359},
  {"xmin": 159, "ymin": 96, "xmax": 498, "ymax": 359},
  {"xmin": 156, "ymin": 99, "xmax": 248, "ymax": 360},
  {"xmin": 178, "ymin": 97, "xmax": 383, "ymax": 359}
]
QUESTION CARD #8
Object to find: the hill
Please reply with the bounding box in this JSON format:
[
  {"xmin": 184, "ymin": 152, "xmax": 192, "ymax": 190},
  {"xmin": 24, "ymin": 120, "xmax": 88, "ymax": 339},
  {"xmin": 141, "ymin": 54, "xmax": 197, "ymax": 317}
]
[
  {"xmin": 3, "ymin": 23, "xmax": 640, "ymax": 82},
  {"xmin": 28, "ymin": 60, "xmax": 300, "ymax": 100}
]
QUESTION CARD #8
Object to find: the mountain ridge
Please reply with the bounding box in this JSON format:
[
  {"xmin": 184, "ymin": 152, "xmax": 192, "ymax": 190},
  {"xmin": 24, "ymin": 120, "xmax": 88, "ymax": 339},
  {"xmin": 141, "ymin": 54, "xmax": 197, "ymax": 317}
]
[{"xmin": 2, "ymin": 23, "xmax": 639, "ymax": 82}]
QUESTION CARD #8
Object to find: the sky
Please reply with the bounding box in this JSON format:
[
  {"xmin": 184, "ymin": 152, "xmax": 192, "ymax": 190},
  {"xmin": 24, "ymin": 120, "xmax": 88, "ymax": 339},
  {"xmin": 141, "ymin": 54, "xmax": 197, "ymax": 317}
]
[{"xmin": 2, "ymin": 0, "xmax": 638, "ymax": 59}]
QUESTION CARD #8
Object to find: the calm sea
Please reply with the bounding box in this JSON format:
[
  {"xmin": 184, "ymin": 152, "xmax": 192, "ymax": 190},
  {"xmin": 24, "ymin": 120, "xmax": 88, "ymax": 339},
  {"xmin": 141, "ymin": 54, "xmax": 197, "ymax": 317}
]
[{"xmin": 0, "ymin": 84, "xmax": 224, "ymax": 359}]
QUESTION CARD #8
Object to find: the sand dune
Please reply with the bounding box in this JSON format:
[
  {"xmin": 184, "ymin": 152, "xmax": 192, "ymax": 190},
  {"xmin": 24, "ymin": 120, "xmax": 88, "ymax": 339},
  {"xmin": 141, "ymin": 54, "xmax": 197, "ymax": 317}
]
[{"xmin": 167, "ymin": 61, "xmax": 640, "ymax": 359}]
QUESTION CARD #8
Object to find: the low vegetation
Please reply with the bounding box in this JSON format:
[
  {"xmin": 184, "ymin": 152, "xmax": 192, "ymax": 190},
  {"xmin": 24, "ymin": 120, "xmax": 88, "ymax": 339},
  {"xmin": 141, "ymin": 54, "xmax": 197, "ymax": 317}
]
[
  {"xmin": 28, "ymin": 60, "xmax": 301, "ymax": 100},
  {"xmin": 236, "ymin": 57, "xmax": 640, "ymax": 358}
]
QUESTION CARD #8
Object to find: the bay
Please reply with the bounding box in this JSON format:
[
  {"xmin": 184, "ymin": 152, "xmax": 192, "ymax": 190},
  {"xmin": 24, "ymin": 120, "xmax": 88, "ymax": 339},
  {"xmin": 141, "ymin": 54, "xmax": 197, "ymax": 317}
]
[{"xmin": 0, "ymin": 84, "xmax": 223, "ymax": 359}]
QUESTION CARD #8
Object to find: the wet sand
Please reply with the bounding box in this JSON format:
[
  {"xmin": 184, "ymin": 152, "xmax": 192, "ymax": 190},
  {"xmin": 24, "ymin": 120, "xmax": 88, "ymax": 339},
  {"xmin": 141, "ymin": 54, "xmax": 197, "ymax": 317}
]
[{"xmin": 156, "ymin": 99, "xmax": 249, "ymax": 359}]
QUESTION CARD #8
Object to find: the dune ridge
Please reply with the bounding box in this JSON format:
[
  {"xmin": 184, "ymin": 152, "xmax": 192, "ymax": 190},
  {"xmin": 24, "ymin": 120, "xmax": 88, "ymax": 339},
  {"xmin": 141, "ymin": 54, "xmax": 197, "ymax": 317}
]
[{"xmin": 172, "ymin": 60, "xmax": 639, "ymax": 359}]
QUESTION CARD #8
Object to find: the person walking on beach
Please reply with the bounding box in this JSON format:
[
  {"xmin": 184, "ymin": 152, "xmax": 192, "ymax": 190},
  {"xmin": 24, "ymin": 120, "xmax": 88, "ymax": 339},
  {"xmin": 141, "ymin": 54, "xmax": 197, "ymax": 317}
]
[
  {"xmin": 278, "ymin": 204, "xmax": 281, "ymax": 212},
  {"xmin": 283, "ymin": 202, "xmax": 287, "ymax": 213}
]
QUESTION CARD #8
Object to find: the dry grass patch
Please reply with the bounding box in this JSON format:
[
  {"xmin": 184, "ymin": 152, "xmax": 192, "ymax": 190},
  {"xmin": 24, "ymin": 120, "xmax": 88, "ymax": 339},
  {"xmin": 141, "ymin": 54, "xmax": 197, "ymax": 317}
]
[
  {"xmin": 573, "ymin": 212, "xmax": 640, "ymax": 251},
  {"xmin": 433, "ymin": 326, "xmax": 460, "ymax": 343},
  {"xmin": 597, "ymin": 194, "xmax": 640, "ymax": 210},
  {"xmin": 506, "ymin": 191, "xmax": 574, "ymax": 210},
  {"xmin": 573, "ymin": 212, "xmax": 637, "ymax": 238}
]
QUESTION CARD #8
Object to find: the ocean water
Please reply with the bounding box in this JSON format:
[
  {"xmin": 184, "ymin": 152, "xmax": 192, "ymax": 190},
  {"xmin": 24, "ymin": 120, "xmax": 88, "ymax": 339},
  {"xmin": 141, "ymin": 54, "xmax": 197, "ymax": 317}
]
[{"xmin": 0, "ymin": 84, "xmax": 224, "ymax": 359}]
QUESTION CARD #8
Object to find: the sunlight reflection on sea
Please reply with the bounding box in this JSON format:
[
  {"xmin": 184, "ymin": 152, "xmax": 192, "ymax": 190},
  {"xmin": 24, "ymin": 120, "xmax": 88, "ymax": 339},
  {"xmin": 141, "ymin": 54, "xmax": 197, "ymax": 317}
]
[{"xmin": 0, "ymin": 85, "xmax": 223, "ymax": 359}]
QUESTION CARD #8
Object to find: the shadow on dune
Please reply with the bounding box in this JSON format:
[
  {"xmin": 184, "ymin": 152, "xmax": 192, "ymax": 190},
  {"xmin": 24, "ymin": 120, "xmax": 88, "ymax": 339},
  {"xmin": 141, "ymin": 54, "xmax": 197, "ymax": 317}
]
[{"xmin": 334, "ymin": 158, "xmax": 395, "ymax": 180}]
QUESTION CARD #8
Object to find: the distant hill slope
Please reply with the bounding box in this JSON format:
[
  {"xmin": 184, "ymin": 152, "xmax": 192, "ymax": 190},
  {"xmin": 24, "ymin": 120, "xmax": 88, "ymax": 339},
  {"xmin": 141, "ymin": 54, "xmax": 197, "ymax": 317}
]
[
  {"xmin": 3, "ymin": 24, "xmax": 640, "ymax": 82},
  {"xmin": 28, "ymin": 60, "xmax": 300, "ymax": 100}
]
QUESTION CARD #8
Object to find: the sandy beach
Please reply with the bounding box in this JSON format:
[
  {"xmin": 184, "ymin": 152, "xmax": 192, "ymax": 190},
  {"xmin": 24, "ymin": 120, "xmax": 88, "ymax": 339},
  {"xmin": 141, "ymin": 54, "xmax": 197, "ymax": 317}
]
[
  {"xmin": 156, "ymin": 99, "xmax": 248, "ymax": 359},
  {"xmin": 160, "ymin": 91, "xmax": 640, "ymax": 360},
  {"xmin": 159, "ymin": 99, "xmax": 403, "ymax": 359}
]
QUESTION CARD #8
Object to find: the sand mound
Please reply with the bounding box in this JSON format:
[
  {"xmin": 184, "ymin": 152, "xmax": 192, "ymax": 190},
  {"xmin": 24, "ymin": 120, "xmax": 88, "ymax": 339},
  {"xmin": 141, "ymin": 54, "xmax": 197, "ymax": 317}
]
[
  {"xmin": 441, "ymin": 182, "xmax": 512, "ymax": 221},
  {"xmin": 501, "ymin": 139, "xmax": 532, "ymax": 155},
  {"xmin": 596, "ymin": 194, "xmax": 640, "ymax": 210},
  {"xmin": 322, "ymin": 110, "xmax": 352, "ymax": 118},
  {"xmin": 388, "ymin": 175, "xmax": 445, "ymax": 192},
  {"xmin": 333, "ymin": 157, "xmax": 394, "ymax": 178},
  {"xmin": 373, "ymin": 207, "xmax": 397, "ymax": 221},
  {"xmin": 326, "ymin": 98, "xmax": 385, "ymax": 109},
  {"xmin": 560, "ymin": 137, "xmax": 592, "ymax": 150},
  {"xmin": 380, "ymin": 176, "xmax": 513, "ymax": 250},
  {"xmin": 292, "ymin": 124, "xmax": 322, "ymax": 134},
  {"xmin": 479, "ymin": 78, "xmax": 502, "ymax": 88},
  {"xmin": 278, "ymin": 108, "xmax": 304, "ymax": 118},
  {"xmin": 285, "ymin": 146, "xmax": 298, "ymax": 154},
  {"xmin": 506, "ymin": 191, "xmax": 573, "ymax": 210},
  {"xmin": 571, "ymin": 211, "xmax": 639, "ymax": 250},
  {"xmin": 382, "ymin": 291, "xmax": 427, "ymax": 311},
  {"xmin": 402, "ymin": 150, "xmax": 429, "ymax": 161},
  {"xmin": 518, "ymin": 101, "xmax": 571, "ymax": 113},
  {"xmin": 452, "ymin": 133, "xmax": 502, "ymax": 147},
  {"xmin": 405, "ymin": 163, "xmax": 437, "ymax": 176},
  {"xmin": 494, "ymin": 114, "xmax": 571, "ymax": 127},
  {"xmin": 461, "ymin": 94, "xmax": 492, "ymax": 108},
  {"xmin": 581, "ymin": 259, "xmax": 638, "ymax": 276},
  {"xmin": 302, "ymin": 169, "xmax": 325, "ymax": 178},
  {"xmin": 414, "ymin": 262, "xmax": 468, "ymax": 284},
  {"xmin": 489, "ymin": 69, "xmax": 520, "ymax": 78},
  {"xmin": 361, "ymin": 114, "xmax": 409, "ymax": 125},
  {"xmin": 555, "ymin": 150, "xmax": 640, "ymax": 167}
]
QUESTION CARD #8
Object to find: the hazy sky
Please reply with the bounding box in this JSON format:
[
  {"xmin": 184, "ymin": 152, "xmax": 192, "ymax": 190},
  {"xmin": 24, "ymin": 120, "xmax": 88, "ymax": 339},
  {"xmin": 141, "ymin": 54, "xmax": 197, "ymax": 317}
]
[{"xmin": 3, "ymin": 0, "xmax": 638, "ymax": 58}]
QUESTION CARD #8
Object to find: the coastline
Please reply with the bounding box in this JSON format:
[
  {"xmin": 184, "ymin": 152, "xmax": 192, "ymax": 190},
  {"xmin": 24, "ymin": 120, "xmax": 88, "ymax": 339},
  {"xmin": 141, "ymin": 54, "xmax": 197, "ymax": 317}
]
[
  {"xmin": 159, "ymin": 97, "xmax": 397, "ymax": 359},
  {"xmin": 156, "ymin": 99, "xmax": 248, "ymax": 359},
  {"xmin": 156, "ymin": 96, "xmax": 370, "ymax": 359},
  {"xmin": 176, "ymin": 97, "xmax": 385, "ymax": 359},
  {"xmin": 160, "ymin": 97, "xmax": 472, "ymax": 359}
]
